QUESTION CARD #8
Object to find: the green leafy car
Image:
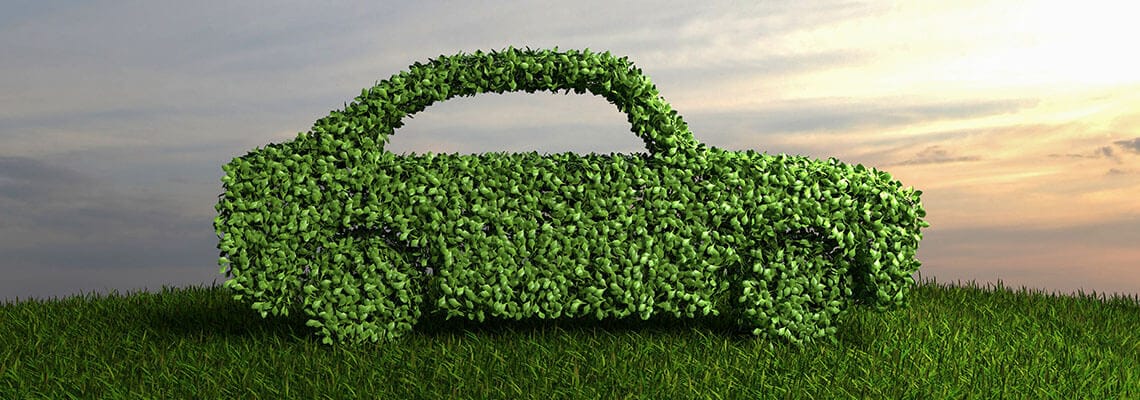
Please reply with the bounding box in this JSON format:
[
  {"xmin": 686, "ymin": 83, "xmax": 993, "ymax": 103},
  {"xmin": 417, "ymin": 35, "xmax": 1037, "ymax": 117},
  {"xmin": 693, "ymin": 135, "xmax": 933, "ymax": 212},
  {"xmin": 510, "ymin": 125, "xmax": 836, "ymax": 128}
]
[{"xmin": 214, "ymin": 46, "xmax": 929, "ymax": 347}]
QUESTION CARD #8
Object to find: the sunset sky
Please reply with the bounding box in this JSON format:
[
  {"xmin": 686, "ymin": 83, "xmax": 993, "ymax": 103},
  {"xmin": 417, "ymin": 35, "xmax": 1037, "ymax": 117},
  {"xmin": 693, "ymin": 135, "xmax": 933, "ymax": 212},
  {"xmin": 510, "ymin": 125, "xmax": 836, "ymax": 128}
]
[{"xmin": 3, "ymin": 0, "xmax": 1138, "ymax": 305}]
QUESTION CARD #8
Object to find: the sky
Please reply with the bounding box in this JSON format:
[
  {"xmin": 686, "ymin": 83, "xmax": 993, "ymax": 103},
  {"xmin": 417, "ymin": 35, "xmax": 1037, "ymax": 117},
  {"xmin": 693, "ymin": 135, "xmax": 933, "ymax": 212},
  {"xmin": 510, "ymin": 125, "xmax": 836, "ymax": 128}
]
[{"xmin": 3, "ymin": 0, "xmax": 1138, "ymax": 307}]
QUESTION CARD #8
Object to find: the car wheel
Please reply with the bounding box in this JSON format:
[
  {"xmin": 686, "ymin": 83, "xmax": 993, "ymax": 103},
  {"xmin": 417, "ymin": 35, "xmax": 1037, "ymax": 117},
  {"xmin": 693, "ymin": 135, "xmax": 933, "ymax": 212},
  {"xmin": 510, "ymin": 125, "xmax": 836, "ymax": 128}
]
[
  {"xmin": 730, "ymin": 241, "xmax": 851, "ymax": 345},
  {"xmin": 298, "ymin": 235, "xmax": 425, "ymax": 345}
]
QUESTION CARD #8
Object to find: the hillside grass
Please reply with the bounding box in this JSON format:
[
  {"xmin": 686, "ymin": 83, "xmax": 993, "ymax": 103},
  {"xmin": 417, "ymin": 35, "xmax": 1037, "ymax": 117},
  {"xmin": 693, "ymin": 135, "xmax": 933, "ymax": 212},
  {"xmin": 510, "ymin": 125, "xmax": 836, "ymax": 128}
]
[{"xmin": 2, "ymin": 272, "xmax": 1138, "ymax": 399}]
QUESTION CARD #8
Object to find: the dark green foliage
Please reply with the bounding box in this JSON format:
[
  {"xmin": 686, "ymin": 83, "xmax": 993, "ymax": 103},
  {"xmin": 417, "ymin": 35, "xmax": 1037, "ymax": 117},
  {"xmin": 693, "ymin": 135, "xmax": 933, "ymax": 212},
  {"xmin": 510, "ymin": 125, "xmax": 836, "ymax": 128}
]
[{"xmin": 214, "ymin": 46, "xmax": 929, "ymax": 346}]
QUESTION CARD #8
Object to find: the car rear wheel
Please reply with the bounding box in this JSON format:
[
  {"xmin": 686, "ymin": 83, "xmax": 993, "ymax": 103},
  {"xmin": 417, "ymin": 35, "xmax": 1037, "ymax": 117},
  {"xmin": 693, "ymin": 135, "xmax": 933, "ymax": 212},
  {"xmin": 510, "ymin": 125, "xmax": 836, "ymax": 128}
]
[{"xmin": 298, "ymin": 235, "xmax": 426, "ymax": 345}]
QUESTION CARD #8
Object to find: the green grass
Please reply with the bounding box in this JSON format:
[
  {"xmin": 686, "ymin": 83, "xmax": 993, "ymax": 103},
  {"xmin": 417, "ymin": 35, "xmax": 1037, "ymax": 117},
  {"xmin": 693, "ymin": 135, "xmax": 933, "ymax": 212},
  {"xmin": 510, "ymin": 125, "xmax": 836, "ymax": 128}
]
[{"xmin": 2, "ymin": 272, "xmax": 1138, "ymax": 399}]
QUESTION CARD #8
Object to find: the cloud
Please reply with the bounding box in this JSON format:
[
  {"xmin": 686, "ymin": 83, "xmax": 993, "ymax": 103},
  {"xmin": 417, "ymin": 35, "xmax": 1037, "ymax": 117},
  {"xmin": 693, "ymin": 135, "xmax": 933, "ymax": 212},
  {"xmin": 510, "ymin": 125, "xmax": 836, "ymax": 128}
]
[
  {"xmin": 0, "ymin": 156, "xmax": 96, "ymax": 202},
  {"xmin": 0, "ymin": 156, "xmax": 213, "ymax": 271},
  {"xmin": 697, "ymin": 98, "xmax": 1033, "ymax": 138},
  {"xmin": 1114, "ymin": 137, "xmax": 1140, "ymax": 154},
  {"xmin": 1097, "ymin": 146, "xmax": 1116, "ymax": 158},
  {"xmin": 1048, "ymin": 136, "xmax": 1140, "ymax": 163},
  {"xmin": 891, "ymin": 145, "xmax": 982, "ymax": 166}
]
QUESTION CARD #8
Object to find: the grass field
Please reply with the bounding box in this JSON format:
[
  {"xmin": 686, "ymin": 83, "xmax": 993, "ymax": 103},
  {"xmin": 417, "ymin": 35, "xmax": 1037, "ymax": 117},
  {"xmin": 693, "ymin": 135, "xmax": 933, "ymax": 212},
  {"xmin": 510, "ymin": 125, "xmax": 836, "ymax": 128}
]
[{"xmin": 2, "ymin": 271, "xmax": 1138, "ymax": 399}]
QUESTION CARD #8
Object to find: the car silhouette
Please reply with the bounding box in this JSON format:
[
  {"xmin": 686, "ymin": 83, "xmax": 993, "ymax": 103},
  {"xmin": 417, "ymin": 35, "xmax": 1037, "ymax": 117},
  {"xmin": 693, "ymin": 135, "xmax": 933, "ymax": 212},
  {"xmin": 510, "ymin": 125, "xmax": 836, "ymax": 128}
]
[{"xmin": 214, "ymin": 46, "xmax": 929, "ymax": 347}]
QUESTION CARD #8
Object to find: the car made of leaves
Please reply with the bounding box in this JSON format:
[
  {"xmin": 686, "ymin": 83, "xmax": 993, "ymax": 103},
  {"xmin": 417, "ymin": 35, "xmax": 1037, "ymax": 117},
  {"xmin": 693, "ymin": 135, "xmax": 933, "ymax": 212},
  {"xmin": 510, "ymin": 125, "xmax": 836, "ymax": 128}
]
[{"xmin": 214, "ymin": 46, "xmax": 929, "ymax": 347}]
